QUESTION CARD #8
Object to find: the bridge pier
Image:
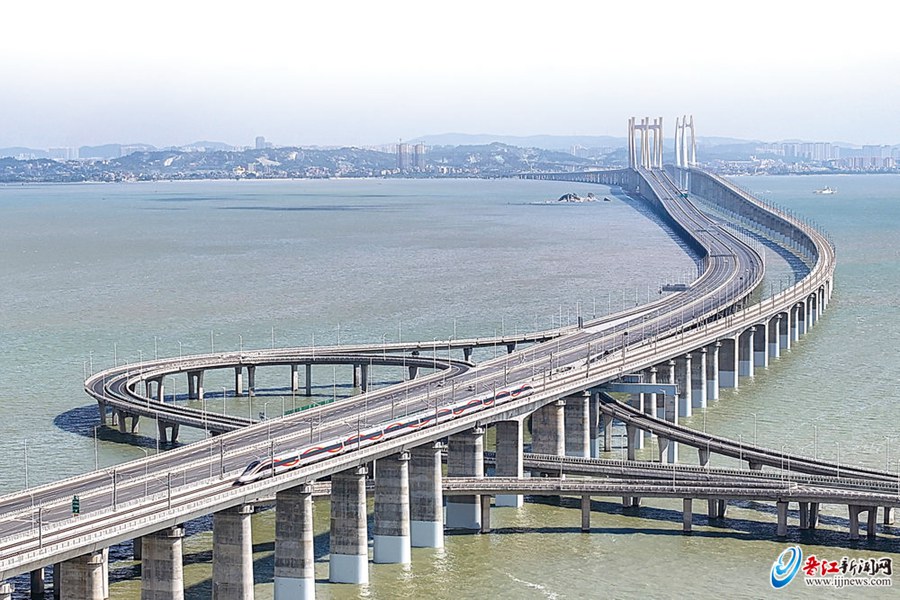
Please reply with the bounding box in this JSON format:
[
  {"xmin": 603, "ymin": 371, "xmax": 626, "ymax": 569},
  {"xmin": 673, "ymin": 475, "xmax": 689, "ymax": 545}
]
[
  {"xmin": 97, "ymin": 400, "xmax": 109, "ymax": 426},
  {"xmin": 408, "ymin": 365, "xmax": 418, "ymax": 379},
  {"xmin": 157, "ymin": 420, "xmax": 180, "ymax": 445},
  {"xmin": 799, "ymin": 502, "xmax": 810, "ymax": 529},
  {"xmin": 234, "ymin": 367, "xmax": 244, "ymax": 397},
  {"xmin": 305, "ymin": 364, "xmax": 312, "ymax": 396},
  {"xmin": 885, "ymin": 506, "xmax": 895, "ymax": 525},
  {"xmin": 625, "ymin": 425, "xmax": 639, "ymax": 461},
  {"xmin": 790, "ymin": 305, "xmax": 801, "ymax": 343},
  {"xmin": 187, "ymin": 370, "xmax": 204, "ymax": 400},
  {"xmin": 643, "ymin": 368, "xmax": 657, "ymax": 442},
  {"xmin": 494, "ymin": 419, "xmax": 524, "ymax": 507},
  {"xmin": 564, "ymin": 392, "xmax": 591, "ymax": 457},
  {"xmin": 463, "ymin": 347, "xmax": 473, "ymax": 362},
  {"xmin": 768, "ymin": 315, "xmax": 781, "ymax": 360},
  {"xmin": 809, "ymin": 503, "xmax": 819, "ymax": 529},
  {"xmin": 116, "ymin": 410, "xmax": 140, "ymax": 434},
  {"xmin": 359, "ymin": 364, "xmax": 369, "ymax": 393},
  {"xmin": 589, "ymin": 391, "xmax": 602, "ymax": 457},
  {"xmin": 719, "ymin": 337, "xmax": 738, "ymax": 389},
  {"xmin": 627, "ymin": 392, "xmax": 644, "ymax": 449},
  {"xmin": 676, "ymin": 354, "xmax": 692, "ymax": 418},
  {"xmin": 797, "ymin": 300, "xmax": 807, "ymax": 336},
  {"xmin": 682, "ymin": 498, "xmax": 693, "ymax": 533},
  {"xmin": 30, "ymin": 568, "xmax": 45, "ymax": 597},
  {"xmin": 290, "ymin": 364, "xmax": 299, "ymax": 394},
  {"xmin": 581, "ymin": 495, "xmax": 591, "ymax": 532},
  {"xmin": 409, "ymin": 442, "xmax": 444, "ymax": 547},
  {"xmin": 329, "ymin": 466, "xmax": 369, "ymax": 584},
  {"xmin": 274, "ymin": 484, "xmax": 315, "ymax": 600},
  {"xmin": 212, "ymin": 504, "xmax": 255, "ymax": 599},
  {"xmin": 776, "ymin": 501, "xmax": 788, "ymax": 537},
  {"xmin": 247, "ymin": 365, "xmax": 256, "ymax": 396},
  {"xmin": 141, "ymin": 526, "xmax": 185, "ymax": 600},
  {"xmin": 754, "ymin": 322, "xmax": 769, "ymax": 368},
  {"xmin": 738, "ymin": 328, "xmax": 755, "ymax": 378},
  {"xmin": 446, "ymin": 428, "xmax": 484, "ymax": 530},
  {"xmin": 706, "ymin": 342, "xmax": 720, "ymax": 402},
  {"xmin": 779, "ymin": 310, "xmax": 792, "ymax": 351},
  {"xmin": 374, "ymin": 452, "xmax": 411, "ymax": 565},
  {"xmin": 691, "ymin": 349, "xmax": 707, "ymax": 410},
  {"xmin": 531, "ymin": 400, "xmax": 565, "ymax": 456},
  {"xmin": 60, "ymin": 549, "xmax": 107, "ymax": 600}
]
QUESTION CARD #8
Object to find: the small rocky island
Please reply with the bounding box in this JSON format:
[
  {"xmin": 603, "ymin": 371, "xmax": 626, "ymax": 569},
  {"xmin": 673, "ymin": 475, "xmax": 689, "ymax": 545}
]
[{"xmin": 554, "ymin": 192, "xmax": 597, "ymax": 203}]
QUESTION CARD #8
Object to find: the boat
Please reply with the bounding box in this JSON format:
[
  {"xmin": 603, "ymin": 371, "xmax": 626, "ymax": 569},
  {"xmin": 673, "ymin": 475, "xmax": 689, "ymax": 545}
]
[{"xmin": 813, "ymin": 186, "xmax": 836, "ymax": 195}]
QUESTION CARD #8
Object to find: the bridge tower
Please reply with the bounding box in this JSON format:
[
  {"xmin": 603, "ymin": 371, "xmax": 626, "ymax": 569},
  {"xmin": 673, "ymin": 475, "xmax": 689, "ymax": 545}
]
[
  {"xmin": 674, "ymin": 115, "xmax": 696, "ymax": 188},
  {"xmin": 628, "ymin": 116, "xmax": 664, "ymax": 169}
]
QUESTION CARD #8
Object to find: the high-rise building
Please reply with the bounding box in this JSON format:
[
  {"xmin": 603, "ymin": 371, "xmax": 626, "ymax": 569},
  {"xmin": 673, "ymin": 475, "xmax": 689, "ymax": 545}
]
[
  {"xmin": 255, "ymin": 136, "xmax": 267, "ymax": 150},
  {"xmin": 397, "ymin": 143, "xmax": 410, "ymax": 171},
  {"xmin": 414, "ymin": 143, "xmax": 426, "ymax": 171}
]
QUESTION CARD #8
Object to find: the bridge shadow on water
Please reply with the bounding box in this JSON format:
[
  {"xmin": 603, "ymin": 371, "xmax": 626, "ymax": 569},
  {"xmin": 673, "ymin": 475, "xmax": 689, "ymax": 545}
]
[{"xmin": 52, "ymin": 404, "xmax": 174, "ymax": 450}]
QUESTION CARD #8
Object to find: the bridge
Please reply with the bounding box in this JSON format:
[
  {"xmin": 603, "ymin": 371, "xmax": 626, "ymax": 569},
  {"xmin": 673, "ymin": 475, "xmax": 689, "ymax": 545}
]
[{"xmin": 0, "ymin": 116, "xmax": 872, "ymax": 600}]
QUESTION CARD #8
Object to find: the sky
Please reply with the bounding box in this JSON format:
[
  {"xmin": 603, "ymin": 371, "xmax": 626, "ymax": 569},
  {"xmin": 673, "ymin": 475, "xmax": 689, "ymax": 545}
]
[{"xmin": 2, "ymin": 0, "xmax": 898, "ymax": 149}]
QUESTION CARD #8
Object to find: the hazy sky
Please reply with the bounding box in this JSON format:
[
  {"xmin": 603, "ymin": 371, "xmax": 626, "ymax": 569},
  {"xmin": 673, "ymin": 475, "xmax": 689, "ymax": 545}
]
[{"xmin": 2, "ymin": 0, "xmax": 898, "ymax": 148}]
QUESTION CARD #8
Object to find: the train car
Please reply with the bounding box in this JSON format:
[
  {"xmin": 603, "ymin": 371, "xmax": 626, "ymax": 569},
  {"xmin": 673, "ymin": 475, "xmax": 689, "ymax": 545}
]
[{"xmin": 234, "ymin": 382, "xmax": 534, "ymax": 485}]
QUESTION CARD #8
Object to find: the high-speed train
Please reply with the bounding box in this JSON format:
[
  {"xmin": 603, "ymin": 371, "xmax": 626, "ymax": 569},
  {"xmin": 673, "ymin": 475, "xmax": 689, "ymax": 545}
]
[{"xmin": 235, "ymin": 382, "xmax": 535, "ymax": 485}]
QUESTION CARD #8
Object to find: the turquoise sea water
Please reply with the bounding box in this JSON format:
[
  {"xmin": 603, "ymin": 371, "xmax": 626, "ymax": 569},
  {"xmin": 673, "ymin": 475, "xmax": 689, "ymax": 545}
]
[{"xmin": 0, "ymin": 175, "xmax": 897, "ymax": 598}]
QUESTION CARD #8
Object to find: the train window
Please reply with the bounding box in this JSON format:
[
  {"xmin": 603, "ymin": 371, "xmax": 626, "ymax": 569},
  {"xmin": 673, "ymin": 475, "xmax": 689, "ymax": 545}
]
[{"xmin": 240, "ymin": 461, "xmax": 261, "ymax": 475}]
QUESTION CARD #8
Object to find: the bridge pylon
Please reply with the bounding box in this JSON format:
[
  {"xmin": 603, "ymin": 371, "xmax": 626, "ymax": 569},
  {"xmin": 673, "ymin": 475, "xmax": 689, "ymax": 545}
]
[{"xmin": 628, "ymin": 116, "xmax": 664, "ymax": 169}]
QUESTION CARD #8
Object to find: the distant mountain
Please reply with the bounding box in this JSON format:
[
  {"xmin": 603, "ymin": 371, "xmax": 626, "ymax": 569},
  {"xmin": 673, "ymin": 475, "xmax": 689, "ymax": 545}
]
[
  {"xmin": 410, "ymin": 133, "xmax": 625, "ymax": 151},
  {"xmin": 176, "ymin": 140, "xmax": 239, "ymax": 152},
  {"xmin": 0, "ymin": 146, "xmax": 49, "ymax": 159}
]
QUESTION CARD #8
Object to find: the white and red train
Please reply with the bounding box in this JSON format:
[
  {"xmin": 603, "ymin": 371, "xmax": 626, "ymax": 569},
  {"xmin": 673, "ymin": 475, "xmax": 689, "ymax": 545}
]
[{"xmin": 235, "ymin": 382, "xmax": 534, "ymax": 484}]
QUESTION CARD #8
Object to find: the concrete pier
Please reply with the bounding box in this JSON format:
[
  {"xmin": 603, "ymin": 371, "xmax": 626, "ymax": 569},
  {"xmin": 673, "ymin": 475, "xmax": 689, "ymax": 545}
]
[
  {"xmin": 187, "ymin": 370, "xmax": 204, "ymax": 401},
  {"xmin": 141, "ymin": 526, "xmax": 184, "ymax": 600},
  {"xmin": 690, "ymin": 349, "xmax": 707, "ymax": 410},
  {"xmin": 329, "ymin": 466, "xmax": 369, "ymax": 584},
  {"xmin": 706, "ymin": 342, "xmax": 720, "ymax": 402},
  {"xmin": 373, "ymin": 452, "xmax": 411, "ymax": 565},
  {"xmin": 753, "ymin": 322, "xmax": 769, "ymax": 368},
  {"xmin": 494, "ymin": 420, "xmax": 524, "ymax": 507},
  {"xmin": 30, "ymin": 568, "xmax": 45, "ymax": 598},
  {"xmin": 738, "ymin": 328, "xmax": 755, "ymax": 378},
  {"xmin": 643, "ymin": 368, "xmax": 657, "ymax": 442},
  {"xmin": 446, "ymin": 428, "xmax": 484, "ymax": 530},
  {"xmin": 780, "ymin": 310, "xmax": 792, "ymax": 351},
  {"xmin": 290, "ymin": 364, "xmax": 299, "ymax": 393},
  {"xmin": 676, "ymin": 354, "xmax": 692, "ymax": 418},
  {"xmin": 234, "ymin": 367, "xmax": 244, "ymax": 397},
  {"xmin": 274, "ymin": 484, "xmax": 315, "ymax": 600},
  {"xmin": 409, "ymin": 442, "xmax": 444, "ymax": 547},
  {"xmin": 359, "ymin": 364, "xmax": 369, "ymax": 393},
  {"xmin": 581, "ymin": 495, "xmax": 591, "ymax": 532},
  {"xmin": 157, "ymin": 420, "xmax": 180, "ymax": 445},
  {"xmin": 247, "ymin": 365, "xmax": 256, "ymax": 396},
  {"xmin": 212, "ymin": 504, "xmax": 255, "ymax": 599},
  {"xmin": 683, "ymin": 498, "xmax": 692, "ymax": 533},
  {"xmin": 589, "ymin": 391, "xmax": 602, "ymax": 457},
  {"xmin": 564, "ymin": 393, "xmax": 590, "ymax": 457},
  {"xmin": 305, "ymin": 364, "xmax": 312, "ymax": 396},
  {"xmin": 776, "ymin": 501, "xmax": 788, "ymax": 537},
  {"xmin": 60, "ymin": 550, "xmax": 106, "ymax": 600},
  {"xmin": 532, "ymin": 400, "xmax": 565, "ymax": 456},
  {"xmin": 768, "ymin": 315, "xmax": 781, "ymax": 359},
  {"xmin": 719, "ymin": 337, "xmax": 738, "ymax": 389}
]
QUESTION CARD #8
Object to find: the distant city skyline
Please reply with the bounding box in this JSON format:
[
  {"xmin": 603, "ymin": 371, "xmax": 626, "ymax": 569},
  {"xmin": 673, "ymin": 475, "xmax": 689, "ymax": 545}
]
[{"xmin": 2, "ymin": 1, "xmax": 898, "ymax": 149}]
